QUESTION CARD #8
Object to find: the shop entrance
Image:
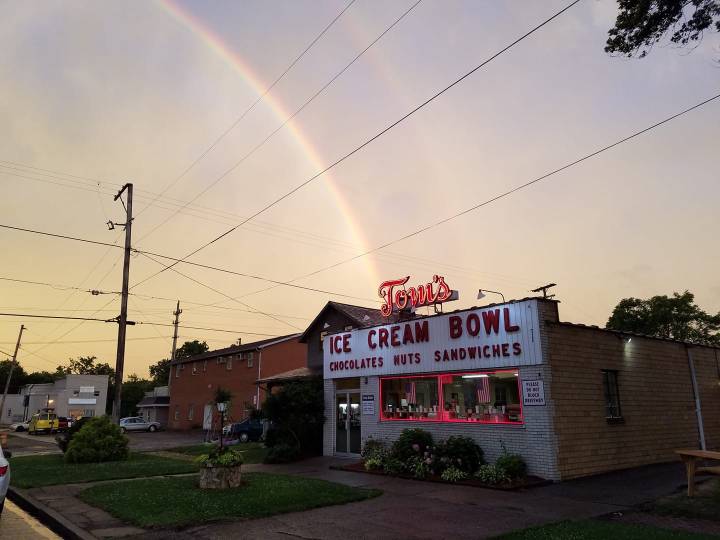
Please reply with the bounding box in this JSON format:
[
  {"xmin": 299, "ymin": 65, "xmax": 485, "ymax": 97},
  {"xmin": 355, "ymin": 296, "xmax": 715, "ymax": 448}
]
[{"xmin": 335, "ymin": 391, "xmax": 361, "ymax": 454}]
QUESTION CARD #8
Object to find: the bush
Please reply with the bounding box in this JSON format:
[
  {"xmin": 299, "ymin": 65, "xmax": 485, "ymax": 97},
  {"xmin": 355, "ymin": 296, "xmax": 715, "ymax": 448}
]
[
  {"xmin": 264, "ymin": 443, "xmax": 300, "ymax": 464},
  {"xmin": 64, "ymin": 416, "xmax": 129, "ymax": 464},
  {"xmin": 475, "ymin": 464, "xmax": 509, "ymax": 485},
  {"xmin": 391, "ymin": 428, "xmax": 433, "ymax": 462},
  {"xmin": 56, "ymin": 417, "xmax": 90, "ymax": 453},
  {"xmin": 383, "ymin": 457, "xmax": 405, "ymax": 475},
  {"xmin": 364, "ymin": 456, "xmax": 384, "ymax": 471},
  {"xmin": 361, "ymin": 438, "xmax": 387, "ymax": 461},
  {"xmin": 496, "ymin": 452, "xmax": 527, "ymax": 479},
  {"xmin": 406, "ymin": 455, "xmax": 431, "ymax": 479},
  {"xmin": 432, "ymin": 436, "xmax": 484, "ymax": 475},
  {"xmin": 441, "ymin": 466, "xmax": 468, "ymax": 483},
  {"xmin": 264, "ymin": 427, "xmax": 293, "ymax": 448},
  {"xmin": 196, "ymin": 447, "xmax": 244, "ymax": 468}
]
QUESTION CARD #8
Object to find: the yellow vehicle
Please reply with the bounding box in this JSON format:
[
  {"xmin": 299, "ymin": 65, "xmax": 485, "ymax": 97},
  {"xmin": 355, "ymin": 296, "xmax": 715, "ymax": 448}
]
[{"xmin": 28, "ymin": 412, "xmax": 59, "ymax": 435}]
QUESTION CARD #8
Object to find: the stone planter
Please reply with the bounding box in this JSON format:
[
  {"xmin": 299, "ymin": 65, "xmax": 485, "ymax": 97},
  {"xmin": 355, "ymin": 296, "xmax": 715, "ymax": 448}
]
[{"xmin": 199, "ymin": 464, "xmax": 242, "ymax": 489}]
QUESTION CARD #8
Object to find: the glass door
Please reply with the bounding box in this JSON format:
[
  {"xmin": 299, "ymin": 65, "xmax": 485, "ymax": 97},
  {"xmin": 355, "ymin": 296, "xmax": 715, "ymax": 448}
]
[{"xmin": 335, "ymin": 391, "xmax": 361, "ymax": 454}]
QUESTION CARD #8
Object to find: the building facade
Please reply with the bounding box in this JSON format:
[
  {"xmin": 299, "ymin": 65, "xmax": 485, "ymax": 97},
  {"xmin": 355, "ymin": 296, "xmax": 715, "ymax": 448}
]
[
  {"xmin": 136, "ymin": 386, "xmax": 170, "ymax": 427},
  {"xmin": 168, "ymin": 334, "xmax": 306, "ymax": 430},
  {"xmin": 322, "ymin": 298, "xmax": 720, "ymax": 481}
]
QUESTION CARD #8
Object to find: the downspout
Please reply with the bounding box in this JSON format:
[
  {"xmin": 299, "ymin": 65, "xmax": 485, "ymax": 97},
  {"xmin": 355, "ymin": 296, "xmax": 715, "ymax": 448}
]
[
  {"xmin": 256, "ymin": 349, "xmax": 262, "ymax": 410},
  {"xmin": 686, "ymin": 346, "xmax": 706, "ymax": 450}
]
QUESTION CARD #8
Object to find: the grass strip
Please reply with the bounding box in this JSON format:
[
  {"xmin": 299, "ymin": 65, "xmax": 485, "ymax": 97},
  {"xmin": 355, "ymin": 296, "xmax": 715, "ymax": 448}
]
[
  {"xmin": 495, "ymin": 519, "xmax": 717, "ymax": 540},
  {"xmin": 79, "ymin": 473, "xmax": 381, "ymax": 527},
  {"xmin": 10, "ymin": 453, "xmax": 198, "ymax": 489}
]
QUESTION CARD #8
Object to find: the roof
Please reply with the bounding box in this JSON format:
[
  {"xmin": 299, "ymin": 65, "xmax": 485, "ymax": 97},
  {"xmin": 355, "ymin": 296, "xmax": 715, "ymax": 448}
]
[
  {"xmin": 171, "ymin": 333, "xmax": 300, "ymax": 366},
  {"xmin": 256, "ymin": 366, "xmax": 317, "ymax": 384},
  {"xmin": 137, "ymin": 396, "xmax": 170, "ymax": 407},
  {"xmin": 548, "ymin": 320, "xmax": 720, "ymax": 350},
  {"xmin": 299, "ymin": 301, "xmax": 389, "ymax": 342}
]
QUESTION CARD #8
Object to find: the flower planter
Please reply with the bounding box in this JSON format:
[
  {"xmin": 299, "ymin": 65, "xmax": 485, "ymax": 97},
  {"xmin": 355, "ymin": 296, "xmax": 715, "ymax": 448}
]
[{"xmin": 199, "ymin": 464, "xmax": 242, "ymax": 489}]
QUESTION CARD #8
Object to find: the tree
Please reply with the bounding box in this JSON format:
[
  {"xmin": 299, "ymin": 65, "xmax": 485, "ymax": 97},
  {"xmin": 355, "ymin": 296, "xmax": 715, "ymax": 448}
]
[
  {"xmin": 58, "ymin": 356, "xmax": 115, "ymax": 378},
  {"xmin": 149, "ymin": 358, "xmax": 171, "ymax": 386},
  {"xmin": 0, "ymin": 360, "xmax": 28, "ymax": 394},
  {"xmin": 120, "ymin": 374, "xmax": 153, "ymax": 418},
  {"xmin": 606, "ymin": 290, "xmax": 720, "ymax": 345},
  {"xmin": 175, "ymin": 340, "xmax": 209, "ymax": 359},
  {"xmin": 606, "ymin": 0, "xmax": 720, "ymax": 57}
]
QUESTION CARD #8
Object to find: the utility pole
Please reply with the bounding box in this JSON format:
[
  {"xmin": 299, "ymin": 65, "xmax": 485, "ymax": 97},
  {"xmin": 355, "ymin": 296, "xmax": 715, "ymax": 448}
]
[
  {"xmin": 0, "ymin": 325, "xmax": 25, "ymax": 422},
  {"xmin": 168, "ymin": 301, "xmax": 181, "ymax": 389},
  {"xmin": 111, "ymin": 183, "xmax": 133, "ymax": 423}
]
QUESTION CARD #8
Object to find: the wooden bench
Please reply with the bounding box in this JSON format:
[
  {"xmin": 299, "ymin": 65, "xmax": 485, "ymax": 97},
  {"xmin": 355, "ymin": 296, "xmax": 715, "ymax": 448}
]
[{"xmin": 675, "ymin": 449, "xmax": 720, "ymax": 496}]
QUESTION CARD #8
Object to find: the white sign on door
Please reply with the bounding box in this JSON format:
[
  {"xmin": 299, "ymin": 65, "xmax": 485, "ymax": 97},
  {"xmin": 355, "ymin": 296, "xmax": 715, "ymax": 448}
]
[{"xmin": 522, "ymin": 379, "xmax": 545, "ymax": 406}]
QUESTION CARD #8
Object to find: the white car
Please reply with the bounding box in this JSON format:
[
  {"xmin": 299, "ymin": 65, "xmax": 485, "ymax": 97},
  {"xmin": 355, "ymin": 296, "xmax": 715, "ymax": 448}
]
[
  {"xmin": 0, "ymin": 443, "xmax": 11, "ymax": 515},
  {"xmin": 119, "ymin": 417, "xmax": 161, "ymax": 433},
  {"xmin": 9, "ymin": 421, "xmax": 29, "ymax": 432}
]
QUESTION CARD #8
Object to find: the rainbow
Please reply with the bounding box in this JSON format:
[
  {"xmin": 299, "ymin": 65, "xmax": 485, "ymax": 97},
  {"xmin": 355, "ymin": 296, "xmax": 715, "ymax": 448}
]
[{"xmin": 157, "ymin": 0, "xmax": 382, "ymax": 298}]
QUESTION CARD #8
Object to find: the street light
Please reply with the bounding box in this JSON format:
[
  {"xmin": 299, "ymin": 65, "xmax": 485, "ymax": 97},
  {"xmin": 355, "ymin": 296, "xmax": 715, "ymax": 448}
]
[
  {"xmin": 216, "ymin": 401, "xmax": 227, "ymax": 451},
  {"xmin": 477, "ymin": 289, "xmax": 505, "ymax": 303}
]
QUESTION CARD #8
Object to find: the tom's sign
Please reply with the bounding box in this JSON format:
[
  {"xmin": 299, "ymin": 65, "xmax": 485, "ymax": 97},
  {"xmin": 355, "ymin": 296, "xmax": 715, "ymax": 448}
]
[
  {"xmin": 324, "ymin": 299, "xmax": 543, "ymax": 379},
  {"xmin": 378, "ymin": 274, "xmax": 457, "ymax": 316}
]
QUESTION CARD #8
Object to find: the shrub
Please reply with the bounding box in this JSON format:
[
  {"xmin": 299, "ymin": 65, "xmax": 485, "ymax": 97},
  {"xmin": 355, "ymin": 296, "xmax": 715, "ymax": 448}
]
[
  {"xmin": 196, "ymin": 446, "xmax": 244, "ymax": 467},
  {"xmin": 264, "ymin": 427, "xmax": 294, "ymax": 448},
  {"xmin": 64, "ymin": 416, "xmax": 129, "ymax": 464},
  {"xmin": 433, "ymin": 436, "xmax": 484, "ymax": 475},
  {"xmin": 475, "ymin": 464, "xmax": 509, "ymax": 485},
  {"xmin": 383, "ymin": 457, "xmax": 405, "ymax": 475},
  {"xmin": 496, "ymin": 452, "xmax": 527, "ymax": 479},
  {"xmin": 361, "ymin": 438, "xmax": 387, "ymax": 460},
  {"xmin": 56, "ymin": 417, "xmax": 90, "ymax": 453},
  {"xmin": 264, "ymin": 443, "xmax": 300, "ymax": 464},
  {"xmin": 441, "ymin": 466, "xmax": 468, "ymax": 483},
  {"xmin": 364, "ymin": 456, "xmax": 384, "ymax": 471},
  {"xmin": 407, "ymin": 455, "xmax": 431, "ymax": 479},
  {"xmin": 391, "ymin": 428, "xmax": 433, "ymax": 462}
]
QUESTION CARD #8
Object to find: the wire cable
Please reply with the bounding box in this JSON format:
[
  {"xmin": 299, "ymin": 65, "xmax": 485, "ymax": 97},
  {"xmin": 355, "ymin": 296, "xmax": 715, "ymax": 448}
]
[
  {"xmin": 138, "ymin": 0, "xmax": 421, "ymax": 243},
  {"xmin": 131, "ymin": 0, "xmax": 579, "ymax": 287}
]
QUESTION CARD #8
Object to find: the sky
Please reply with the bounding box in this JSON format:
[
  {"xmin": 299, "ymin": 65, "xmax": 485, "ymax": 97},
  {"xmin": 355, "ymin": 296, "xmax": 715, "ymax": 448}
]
[{"xmin": 1, "ymin": 0, "xmax": 718, "ymax": 379}]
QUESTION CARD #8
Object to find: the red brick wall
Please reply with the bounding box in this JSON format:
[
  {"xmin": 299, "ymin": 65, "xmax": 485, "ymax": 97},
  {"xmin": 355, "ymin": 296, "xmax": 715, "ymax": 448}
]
[
  {"xmin": 168, "ymin": 338, "xmax": 307, "ymax": 430},
  {"xmin": 548, "ymin": 323, "xmax": 720, "ymax": 479}
]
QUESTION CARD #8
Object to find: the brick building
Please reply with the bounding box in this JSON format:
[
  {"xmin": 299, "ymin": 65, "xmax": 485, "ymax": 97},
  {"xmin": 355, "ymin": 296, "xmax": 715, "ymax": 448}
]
[
  {"xmin": 168, "ymin": 334, "xmax": 305, "ymax": 430},
  {"xmin": 322, "ymin": 298, "xmax": 720, "ymax": 480}
]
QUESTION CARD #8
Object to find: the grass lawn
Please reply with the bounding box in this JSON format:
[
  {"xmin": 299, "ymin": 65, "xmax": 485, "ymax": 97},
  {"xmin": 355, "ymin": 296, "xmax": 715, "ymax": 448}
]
[
  {"xmin": 79, "ymin": 473, "xmax": 381, "ymax": 527},
  {"xmin": 649, "ymin": 479, "xmax": 720, "ymax": 522},
  {"xmin": 10, "ymin": 453, "xmax": 198, "ymax": 489},
  {"xmin": 495, "ymin": 519, "xmax": 717, "ymax": 540},
  {"xmin": 169, "ymin": 442, "xmax": 267, "ymax": 464}
]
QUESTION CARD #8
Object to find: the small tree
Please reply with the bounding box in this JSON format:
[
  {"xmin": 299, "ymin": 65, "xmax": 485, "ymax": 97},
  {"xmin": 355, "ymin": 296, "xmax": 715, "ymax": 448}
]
[
  {"xmin": 175, "ymin": 340, "xmax": 209, "ymax": 359},
  {"xmin": 149, "ymin": 358, "xmax": 172, "ymax": 386},
  {"xmin": 262, "ymin": 377, "xmax": 324, "ymax": 458}
]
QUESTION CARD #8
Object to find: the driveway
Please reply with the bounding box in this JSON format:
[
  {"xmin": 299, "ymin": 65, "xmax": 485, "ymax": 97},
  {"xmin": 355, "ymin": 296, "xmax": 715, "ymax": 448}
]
[{"xmin": 126, "ymin": 429, "xmax": 206, "ymax": 452}]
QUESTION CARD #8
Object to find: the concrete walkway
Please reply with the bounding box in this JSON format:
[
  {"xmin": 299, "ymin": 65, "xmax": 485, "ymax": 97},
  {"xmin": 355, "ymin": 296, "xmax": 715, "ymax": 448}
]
[{"xmin": 135, "ymin": 458, "xmax": 698, "ymax": 540}]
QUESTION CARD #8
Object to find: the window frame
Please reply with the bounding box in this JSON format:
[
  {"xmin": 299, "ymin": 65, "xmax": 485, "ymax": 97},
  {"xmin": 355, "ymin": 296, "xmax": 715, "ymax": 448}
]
[{"xmin": 379, "ymin": 369, "xmax": 523, "ymax": 425}]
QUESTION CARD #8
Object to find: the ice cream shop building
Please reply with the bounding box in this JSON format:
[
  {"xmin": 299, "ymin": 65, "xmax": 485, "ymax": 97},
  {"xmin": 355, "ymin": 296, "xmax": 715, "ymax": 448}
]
[{"xmin": 322, "ymin": 290, "xmax": 720, "ymax": 481}]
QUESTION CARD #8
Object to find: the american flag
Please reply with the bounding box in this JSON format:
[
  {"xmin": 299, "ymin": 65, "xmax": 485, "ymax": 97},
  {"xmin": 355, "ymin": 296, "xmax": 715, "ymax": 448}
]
[
  {"xmin": 476, "ymin": 378, "xmax": 491, "ymax": 404},
  {"xmin": 405, "ymin": 382, "xmax": 416, "ymax": 403}
]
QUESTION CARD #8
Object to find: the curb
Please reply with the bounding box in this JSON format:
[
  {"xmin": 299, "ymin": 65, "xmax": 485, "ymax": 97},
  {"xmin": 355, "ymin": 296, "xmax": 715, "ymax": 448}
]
[{"xmin": 7, "ymin": 486, "xmax": 96, "ymax": 540}]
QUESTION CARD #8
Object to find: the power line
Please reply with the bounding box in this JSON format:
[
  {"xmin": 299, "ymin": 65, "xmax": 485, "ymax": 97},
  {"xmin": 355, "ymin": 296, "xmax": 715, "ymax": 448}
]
[
  {"xmin": 135, "ymin": 0, "xmax": 357, "ymax": 221},
  {"xmin": 138, "ymin": 0, "xmax": 421, "ymax": 243},
  {"xmin": 0, "ymin": 312, "xmax": 284, "ymax": 337},
  {"xmin": 0, "ymin": 224, "xmax": 377, "ymax": 302},
  {"xmin": 0, "ymin": 336, "xmax": 172, "ymax": 345},
  {"xmin": 130, "ymin": 1, "xmax": 579, "ymax": 287}
]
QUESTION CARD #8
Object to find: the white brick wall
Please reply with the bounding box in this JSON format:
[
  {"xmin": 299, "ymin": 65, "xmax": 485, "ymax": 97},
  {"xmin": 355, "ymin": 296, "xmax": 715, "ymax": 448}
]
[{"xmin": 323, "ymin": 301, "xmax": 561, "ymax": 480}]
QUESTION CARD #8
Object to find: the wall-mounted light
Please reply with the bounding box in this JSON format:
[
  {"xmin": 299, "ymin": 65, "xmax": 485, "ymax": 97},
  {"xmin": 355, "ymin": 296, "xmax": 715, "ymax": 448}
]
[
  {"xmin": 477, "ymin": 289, "xmax": 505, "ymax": 302},
  {"xmin": 462, "ymin": 374, "xmax": 489, "ymax": 379}
]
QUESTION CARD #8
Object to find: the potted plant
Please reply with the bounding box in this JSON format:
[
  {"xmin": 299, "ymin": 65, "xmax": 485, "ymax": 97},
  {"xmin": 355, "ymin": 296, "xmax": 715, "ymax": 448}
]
[{"xmin": 197, "ymin": 445, "xmax": 244, "ymax": 489}]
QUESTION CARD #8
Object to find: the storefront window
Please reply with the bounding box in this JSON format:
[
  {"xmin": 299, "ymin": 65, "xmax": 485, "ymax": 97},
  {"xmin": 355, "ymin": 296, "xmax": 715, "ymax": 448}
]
[{"xmin": 380, "ymin": 370, "xmax": 523, "ymax": 424}]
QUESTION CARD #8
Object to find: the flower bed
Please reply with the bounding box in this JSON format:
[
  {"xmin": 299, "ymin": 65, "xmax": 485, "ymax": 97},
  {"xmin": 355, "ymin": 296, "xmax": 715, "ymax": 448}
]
[
  {"xmin": 333, "ymin": 461, "xmax": 549, "ymax": 490},
  {"xmin": 350, "ymin": 428, "xmax": 546, "ymax": 490}
]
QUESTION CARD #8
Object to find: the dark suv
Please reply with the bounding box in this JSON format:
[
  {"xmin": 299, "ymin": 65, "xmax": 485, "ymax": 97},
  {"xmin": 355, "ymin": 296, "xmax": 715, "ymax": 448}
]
[{"xmin": 228, "ymin": 419, "xmax": 264, "ymax": 443}]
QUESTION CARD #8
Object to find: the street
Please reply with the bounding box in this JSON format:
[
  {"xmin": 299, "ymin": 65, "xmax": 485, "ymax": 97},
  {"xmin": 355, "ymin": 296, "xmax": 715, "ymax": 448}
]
[{"xmin": 1, "ymin": 499, "xmax": 59, "ymax": 539}]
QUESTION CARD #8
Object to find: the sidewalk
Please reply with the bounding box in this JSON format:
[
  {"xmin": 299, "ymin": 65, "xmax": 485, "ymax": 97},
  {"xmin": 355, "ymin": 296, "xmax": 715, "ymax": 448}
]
[{"xmin": 136, "ymin": 458, "xmax": 696, "ymax": 540}]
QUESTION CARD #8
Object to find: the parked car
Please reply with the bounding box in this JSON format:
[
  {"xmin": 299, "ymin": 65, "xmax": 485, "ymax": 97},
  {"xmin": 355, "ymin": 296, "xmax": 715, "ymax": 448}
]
[
  {"xmin": 57, "ymin": 417, "xmax": 73, "ymax": 432},
  {"xmin": 28, "ymin": 412, "xmax": 59, "ymax": 435},
  {"xmin": 227, "ymin": 418, "xmax": 264, "ymax": 443},
  {"xmin": 0, "ymin": 442, "xmax": 10, "ymax": 515},
  {"xmin": 119, "ymin": 417, "xmax": 161, "ymax": 433},
  {"xmin": 9, "ymin": 420, "xmax": 29, "ymax": 432}
]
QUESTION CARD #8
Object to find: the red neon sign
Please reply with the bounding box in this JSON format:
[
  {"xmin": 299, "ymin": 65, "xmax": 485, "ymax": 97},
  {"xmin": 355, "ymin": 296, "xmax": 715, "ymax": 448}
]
[{"xmin": 378, "ymin": 275, "xmax": 453, "ymax": 317}]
